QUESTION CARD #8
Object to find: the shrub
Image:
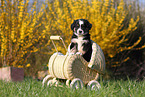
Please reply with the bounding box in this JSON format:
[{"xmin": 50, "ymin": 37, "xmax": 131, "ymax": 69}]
[
  {"xmin": 0, "ymin": 0, "xmax": 144, "ymax": 77},
  {"xmin": 45, "ymin": 0, "xmax": 144, "ymax": 67},
  {"xmin": 111, "ymin": 0, "xmax": 145, "ymax": 80},
  {"xmin": 0, "ymin": 0, "xmax": 50, "ymax": 67}
]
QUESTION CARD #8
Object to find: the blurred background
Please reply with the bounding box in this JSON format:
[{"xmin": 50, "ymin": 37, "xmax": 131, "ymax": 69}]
[{"xmin": 0, "ymin": 0, "xmax": 145, "ymax": 80}]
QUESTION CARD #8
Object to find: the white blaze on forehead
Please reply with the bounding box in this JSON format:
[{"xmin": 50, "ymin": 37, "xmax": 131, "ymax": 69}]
[
  {"xmin": 76, "ymin": 20, "xmax": 84, "ymax": 35},
  {"xmin": 79, "ymin": 20, "xmax": 84, "ymax": 26}
]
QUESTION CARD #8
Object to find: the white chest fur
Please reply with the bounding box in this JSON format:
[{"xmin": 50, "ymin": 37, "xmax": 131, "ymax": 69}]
[{"xmin": 71, "ymin": 36, "xmax": 89, "ymax": 51}]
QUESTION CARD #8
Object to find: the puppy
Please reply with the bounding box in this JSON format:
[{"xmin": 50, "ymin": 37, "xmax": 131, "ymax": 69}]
[{"xmin": 68, "ymin": 19, "xmax": 92, "ymax": 62}]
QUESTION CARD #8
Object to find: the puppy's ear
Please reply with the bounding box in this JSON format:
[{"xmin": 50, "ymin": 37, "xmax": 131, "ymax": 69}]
[
  {"xmin": 85, "ymin": 20, "xmax": 92, "ymax": 30},
  {"xmin": 88, "ymin": 23, "xmax": 92, "ymax": 30},
  {"xmin": 71, "ymin": 20, "xmax": 76, "ymax": 30},
  {"xmin": 86, "ymin": 20, "xmax": 92, "ymax": 30}
]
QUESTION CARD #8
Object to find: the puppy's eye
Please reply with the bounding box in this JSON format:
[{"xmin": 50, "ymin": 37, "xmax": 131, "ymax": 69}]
[{"xmin": 81, "ymin": 24, "xmax": 85, "ymax": 27}]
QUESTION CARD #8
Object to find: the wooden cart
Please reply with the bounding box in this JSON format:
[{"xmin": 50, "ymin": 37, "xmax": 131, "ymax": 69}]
[{"xmin": 42, "ymin": 36, "xmax": 105, "ymax": 90}]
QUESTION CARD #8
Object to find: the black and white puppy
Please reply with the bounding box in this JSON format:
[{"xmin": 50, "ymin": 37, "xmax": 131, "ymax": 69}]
[{"xmin": 68, "ymin": 19, "xmax": 92, "ymax": 62}]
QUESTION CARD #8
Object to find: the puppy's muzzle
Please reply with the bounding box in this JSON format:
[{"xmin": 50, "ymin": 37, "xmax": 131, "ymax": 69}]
[
  {"xmin": 77, "ymin": 29, "xmax": 84, "ymax": 35},
  {"xmin": 79, "ymin": 30, "xmax": 82, "ymax": 34}
]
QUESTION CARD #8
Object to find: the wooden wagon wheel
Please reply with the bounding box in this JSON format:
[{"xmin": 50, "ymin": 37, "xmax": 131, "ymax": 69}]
[
  {"xmin": 47, "ymin": 78, "xmax": 59, "ymax": 86},
  {"xmin": 87, "ymin": 80, "xmax": 101, "ymax": 90},
  {"xmin": 70, "ymin": 78, "xmax": 84, "ymax": 89},
  {"xmin": 42, "ymin": 75, "xmax": 53, "ymax": 86},
  {"xmin": 66, "ymin": 80, "xmax": 71, "ymax": 87}
]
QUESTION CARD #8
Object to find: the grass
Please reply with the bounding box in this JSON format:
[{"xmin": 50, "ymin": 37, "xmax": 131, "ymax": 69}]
[{"xmin": 0, "ymin": 78, "xmax": 145, "ymax": 97}]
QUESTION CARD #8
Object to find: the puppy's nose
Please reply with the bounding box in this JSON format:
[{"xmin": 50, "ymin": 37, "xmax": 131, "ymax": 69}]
[{"xmin": 79, "ymin": 31, "xmax": 82, "ymax": 34}]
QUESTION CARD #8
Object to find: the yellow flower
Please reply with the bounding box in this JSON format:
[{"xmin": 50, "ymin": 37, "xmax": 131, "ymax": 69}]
[
  {"xmin": 18, "ymin": 65, "xmax": 24, "ymax": 68},
  {"xmin": 26, "ymin": 63, "xmax": 31, "ymax": 67},
  {"xmin": 0, "ymin": 0, "xmax": 143, "ymax": 69}
]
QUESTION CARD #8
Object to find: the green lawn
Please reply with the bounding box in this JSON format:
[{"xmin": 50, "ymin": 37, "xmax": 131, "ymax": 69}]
[{"xmin": 0, "ymin": 78, "xmax": 144, "ymax": 97}]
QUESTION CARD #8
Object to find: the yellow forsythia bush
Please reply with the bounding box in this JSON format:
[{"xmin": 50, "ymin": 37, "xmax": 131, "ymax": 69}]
[
  {"xmin": 0, "ymin": 0, "xmax": 51, "ymax": 67},
  {"xmin": 46, "ymin": 0, "xmax": 143, "ymax": 65},
  {"xmin": 0, "ymin": 0, "xmax": 144, "ymax": 68}
]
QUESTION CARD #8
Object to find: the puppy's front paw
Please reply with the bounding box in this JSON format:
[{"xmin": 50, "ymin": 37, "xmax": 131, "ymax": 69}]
[
  {"xmin": 76, "ymin": 52, "xmax": 82, "ymax": 55},
  {"xmin": 69, "ymin": 52, "xmax": 75, "ymax": 55}
]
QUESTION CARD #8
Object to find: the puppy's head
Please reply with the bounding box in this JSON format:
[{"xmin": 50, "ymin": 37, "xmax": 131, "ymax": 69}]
[{"xmin": 71, "ymin": 19, "xmax": 92, "ymax": 36}]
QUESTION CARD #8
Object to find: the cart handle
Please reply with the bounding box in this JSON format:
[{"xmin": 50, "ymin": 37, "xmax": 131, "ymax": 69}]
[
  {"xmin": 50, "ymin": 36, "xmax": 68, "ymax": 52},
  {"xmin": 50, "ymin": 36, "xmax": 62, "ymax": 40}
]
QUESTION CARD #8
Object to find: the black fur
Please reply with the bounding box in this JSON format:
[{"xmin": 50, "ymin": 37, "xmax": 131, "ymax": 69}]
[
  {"xmin": 71, "ymin": 19, "xmax": 92, "ymax": 33},
  {"xmin": 69, "ymin": 19, "xmax": 92, "ymax": 62}
]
